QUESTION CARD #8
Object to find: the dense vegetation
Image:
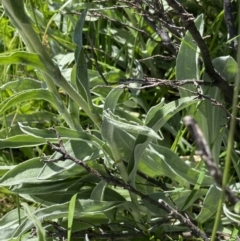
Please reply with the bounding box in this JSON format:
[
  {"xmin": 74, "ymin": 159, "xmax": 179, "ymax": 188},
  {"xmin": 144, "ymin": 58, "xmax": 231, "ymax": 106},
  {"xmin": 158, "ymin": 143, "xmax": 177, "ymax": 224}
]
[{"xmin": 0, "ymin": 0, "xmax": 239, "ymax": 240}]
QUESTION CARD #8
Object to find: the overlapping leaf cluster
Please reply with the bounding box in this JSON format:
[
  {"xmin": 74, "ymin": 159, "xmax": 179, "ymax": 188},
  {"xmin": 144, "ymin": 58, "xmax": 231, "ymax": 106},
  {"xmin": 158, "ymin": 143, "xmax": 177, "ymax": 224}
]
[{"xmin": 0, "ymin": 1, "xmax": 239, "ymax": 240}]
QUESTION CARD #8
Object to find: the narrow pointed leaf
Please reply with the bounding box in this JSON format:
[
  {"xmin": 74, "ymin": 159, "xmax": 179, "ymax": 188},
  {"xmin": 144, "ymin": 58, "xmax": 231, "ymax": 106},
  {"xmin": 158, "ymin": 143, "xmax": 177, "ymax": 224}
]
[
  {"xmin": 74, "ymin": 10, "xmax": 93, "ymax": 108},
  {"xmin": 0, "ymin": 89, "xmax": 56, "ymax": 115},
  {"xmin": 68, "ymin": 193, "xmax": 78, "ymax": 241},
  {"xmin": 0, "ymin": 52, "xmax": 46, "ymax": 71}
]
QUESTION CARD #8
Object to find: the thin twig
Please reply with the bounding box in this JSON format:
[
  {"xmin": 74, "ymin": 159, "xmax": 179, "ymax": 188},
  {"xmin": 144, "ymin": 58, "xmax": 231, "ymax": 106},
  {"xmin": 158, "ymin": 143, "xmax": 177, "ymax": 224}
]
[
  {"xmin": 113, "ymin": 78, "xmax": 240, "ymax": 123},
  {"xmin": 118, "ymin": 77, "xmax": 209, "ymax": 86},
  {"xmin": 139, "ymin": 55, "xmax": 174, "ymax": 61}
]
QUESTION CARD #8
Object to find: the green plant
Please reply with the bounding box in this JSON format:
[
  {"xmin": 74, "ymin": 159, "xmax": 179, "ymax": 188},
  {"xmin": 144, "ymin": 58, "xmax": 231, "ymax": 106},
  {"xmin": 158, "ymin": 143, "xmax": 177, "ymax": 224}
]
[{"xmin": 0, "ymin": 1, "xmax": 239, "ymax": 241}]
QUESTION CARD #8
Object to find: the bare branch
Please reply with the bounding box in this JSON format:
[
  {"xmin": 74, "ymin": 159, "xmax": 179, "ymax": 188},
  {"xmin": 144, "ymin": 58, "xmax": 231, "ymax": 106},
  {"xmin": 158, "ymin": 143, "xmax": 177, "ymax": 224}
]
[
  {"xmin": 223, "ymin": 0, "xmax": 238, "ymax": 52},
  {"xmin": 165, "ymin": 0, "xmax": 234, "ymax": 104}
]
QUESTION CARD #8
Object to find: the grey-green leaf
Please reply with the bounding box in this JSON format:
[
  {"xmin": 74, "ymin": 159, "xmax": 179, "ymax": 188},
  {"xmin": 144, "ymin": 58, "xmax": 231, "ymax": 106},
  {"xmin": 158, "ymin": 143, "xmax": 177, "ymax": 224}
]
[
  {"xmin": 196, "ymin": 185, "xmax": 221, "ymax": 223},
  {"xmin": 128, "ymin": 96, "xmax": 199, "ymax": 185}
]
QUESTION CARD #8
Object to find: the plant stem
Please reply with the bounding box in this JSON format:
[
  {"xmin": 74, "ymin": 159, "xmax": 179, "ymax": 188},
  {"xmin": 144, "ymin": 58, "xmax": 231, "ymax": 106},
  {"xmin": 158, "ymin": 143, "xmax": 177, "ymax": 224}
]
[{"xmin": 211, "ymin": 2, "xmax": 240, "ymax": 240}]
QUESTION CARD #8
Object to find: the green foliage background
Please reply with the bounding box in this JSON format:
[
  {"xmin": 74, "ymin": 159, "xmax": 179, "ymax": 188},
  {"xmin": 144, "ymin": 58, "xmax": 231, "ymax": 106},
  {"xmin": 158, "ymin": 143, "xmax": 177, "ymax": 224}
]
[{"xmin": 0, "ymin": 0, "xmax": 239, "ymax": 240}]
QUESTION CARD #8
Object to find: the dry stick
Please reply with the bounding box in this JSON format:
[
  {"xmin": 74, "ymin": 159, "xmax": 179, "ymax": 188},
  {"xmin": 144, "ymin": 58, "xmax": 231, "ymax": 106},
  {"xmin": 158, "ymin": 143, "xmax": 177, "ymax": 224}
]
[
  {"xmin": 139, "ymin": 55, "xmax": 174, "ymax": 61},
  {"xmin": 118, "ymin": 78, "xmax": 209, "ymax": 86},
  {"xmin": 45, "ymin": 129, "xmax": 209, "ymax": 241},
  {"xmin": 223, "ymin": 0, "xmax": 238, "ymax": 52},
  {"xmin": 183, "ymin": 116, "xmax": 239, "ymax": 206},
  {"xmin": 165, "ymin": 0, "xmax": 234, "ymax": 104}
]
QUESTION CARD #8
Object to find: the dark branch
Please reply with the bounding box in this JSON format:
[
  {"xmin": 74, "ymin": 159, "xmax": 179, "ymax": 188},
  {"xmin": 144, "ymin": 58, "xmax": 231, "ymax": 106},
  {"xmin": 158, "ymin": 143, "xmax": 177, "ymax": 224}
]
[
  {"xmin": 223, "ymin": 0, "xmax": 238, "ymax": 52},
  {"xmin": 165, "ymin": 0, "xmax": 234, "ymax": 104}
]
